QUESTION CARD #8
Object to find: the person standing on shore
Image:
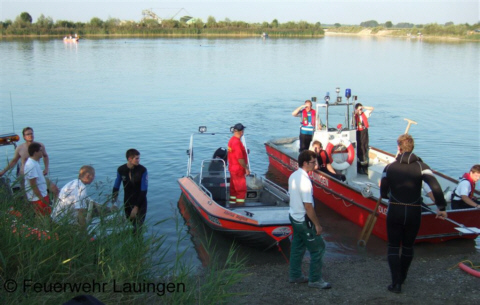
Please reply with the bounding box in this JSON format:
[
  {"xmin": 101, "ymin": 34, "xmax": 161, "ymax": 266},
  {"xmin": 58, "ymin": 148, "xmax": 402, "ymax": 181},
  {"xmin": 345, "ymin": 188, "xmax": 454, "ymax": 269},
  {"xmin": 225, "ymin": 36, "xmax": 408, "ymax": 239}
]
[
  {"xmin": 112, "ymin": 149, "xmax": 148, "ymax": 235},
  {"xmin": 288, "ymin": 150, "xmax": 331, "ymax": 289},
  {"xmin": 380, "ymin": 134, "xmax": 447, "ymax": 293},
  {"xmin": 0, "ymin": 127, "xmax": 50, "ymax": 177},
  {"xmin": 227, "ymin": 123, "xmax": 250, "ymax": 206},
  {"xmin": 451, "ymin": 164, "xmax": 480, "ymax": 210},
  {"xmin": 24, "ymin": 142, "xmax": 51, "ymax": 216},
  {"xmin": 292, "ymin": 100, "xmax": 316, "ymax": 152},
  {"xmin": 354, "ymin": 103, "xmax": 374, "ymax": 175}
]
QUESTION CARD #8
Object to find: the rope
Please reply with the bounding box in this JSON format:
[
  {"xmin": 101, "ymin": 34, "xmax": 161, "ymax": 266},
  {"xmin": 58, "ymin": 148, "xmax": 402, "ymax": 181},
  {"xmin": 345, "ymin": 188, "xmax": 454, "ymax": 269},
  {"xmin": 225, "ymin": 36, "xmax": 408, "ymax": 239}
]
[
  {"xmin": 277, "ymin": 242, "xmax": 289, "ymax": 264},
  {"xmin": 448, "ymin": 260, "xmax": 480, "ymax": 271},
  {"xmin": 458, "ymin": 260, "xmax": 480, "ymax": 270},
  {"xmin": 390, "ymin": 202, "xmax": 422, "ymax": 207},
  {"xmin": 312, "ymin": 183, "xmax": 353, "ymax": 208}
]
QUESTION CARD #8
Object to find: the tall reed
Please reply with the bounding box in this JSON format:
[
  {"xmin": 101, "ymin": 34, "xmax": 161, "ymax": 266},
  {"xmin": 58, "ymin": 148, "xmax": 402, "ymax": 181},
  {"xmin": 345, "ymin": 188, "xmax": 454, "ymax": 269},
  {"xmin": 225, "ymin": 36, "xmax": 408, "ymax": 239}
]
[{"xmin": 0, "ymin": 178, "xmax": 246, "ymax": 305}]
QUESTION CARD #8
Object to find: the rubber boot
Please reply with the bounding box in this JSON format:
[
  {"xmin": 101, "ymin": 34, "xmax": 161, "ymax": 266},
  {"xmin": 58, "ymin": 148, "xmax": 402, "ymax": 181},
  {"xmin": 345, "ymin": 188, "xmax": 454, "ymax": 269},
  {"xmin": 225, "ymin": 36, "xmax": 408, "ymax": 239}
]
[{"xmin": 400, "ymin": 254, "xmax": 413, "ymax": 285}]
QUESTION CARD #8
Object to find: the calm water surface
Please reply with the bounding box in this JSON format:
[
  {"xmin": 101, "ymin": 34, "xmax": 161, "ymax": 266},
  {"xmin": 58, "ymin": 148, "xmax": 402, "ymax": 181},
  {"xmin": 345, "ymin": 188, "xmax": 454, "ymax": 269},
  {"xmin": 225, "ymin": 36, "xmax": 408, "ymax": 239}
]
[{"xmin": 1, "ymin": 36, "xmax": 479, "ymax": 266}]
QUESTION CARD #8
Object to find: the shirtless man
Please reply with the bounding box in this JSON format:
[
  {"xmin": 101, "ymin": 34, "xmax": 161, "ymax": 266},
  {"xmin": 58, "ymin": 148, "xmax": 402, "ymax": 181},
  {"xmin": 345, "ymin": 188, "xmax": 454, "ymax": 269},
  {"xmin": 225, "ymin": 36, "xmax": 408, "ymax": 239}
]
[
  {"xmin": 0, "ymin": 127, "xmax": 57, "ymax": 197},
  {"xmin": 0, "ymin": 127, "xmax": 50, "ymax": 177}
]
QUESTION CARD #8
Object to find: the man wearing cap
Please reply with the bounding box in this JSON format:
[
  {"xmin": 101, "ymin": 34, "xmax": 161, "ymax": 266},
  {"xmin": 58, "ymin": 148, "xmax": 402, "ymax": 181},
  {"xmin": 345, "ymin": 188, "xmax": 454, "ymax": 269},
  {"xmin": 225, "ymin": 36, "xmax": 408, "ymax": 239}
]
[{"xmin": 227, "ymin": 123, "xmax": 250, "ymax": 206}]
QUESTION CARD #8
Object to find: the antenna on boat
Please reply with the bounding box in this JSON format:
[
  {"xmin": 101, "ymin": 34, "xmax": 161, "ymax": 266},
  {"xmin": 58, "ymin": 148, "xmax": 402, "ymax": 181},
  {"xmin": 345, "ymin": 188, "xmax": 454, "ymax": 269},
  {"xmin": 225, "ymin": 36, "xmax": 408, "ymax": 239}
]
[
  {"xmin": 9, "ymin": 92, "xmax": 15, "ymax": 132},
  {"xmin": 351, "ymin": 95, "xmax": 358, "ymax": 129}
]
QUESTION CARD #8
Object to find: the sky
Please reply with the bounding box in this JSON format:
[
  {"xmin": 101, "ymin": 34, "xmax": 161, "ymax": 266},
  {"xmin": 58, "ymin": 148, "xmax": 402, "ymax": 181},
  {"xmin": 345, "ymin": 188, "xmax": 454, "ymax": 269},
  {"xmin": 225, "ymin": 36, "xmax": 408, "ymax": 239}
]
[{"xmin": 0, "ymin": 0, "xmax": 478, "ymax": 25}]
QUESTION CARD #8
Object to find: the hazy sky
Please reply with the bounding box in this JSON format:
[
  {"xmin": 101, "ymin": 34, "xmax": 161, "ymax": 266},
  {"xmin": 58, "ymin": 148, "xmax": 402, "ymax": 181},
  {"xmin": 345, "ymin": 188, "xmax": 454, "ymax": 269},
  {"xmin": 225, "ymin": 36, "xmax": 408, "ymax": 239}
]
[{"xmin": 1, "ymin": 0, "xmax": 478, "ymax": 25}]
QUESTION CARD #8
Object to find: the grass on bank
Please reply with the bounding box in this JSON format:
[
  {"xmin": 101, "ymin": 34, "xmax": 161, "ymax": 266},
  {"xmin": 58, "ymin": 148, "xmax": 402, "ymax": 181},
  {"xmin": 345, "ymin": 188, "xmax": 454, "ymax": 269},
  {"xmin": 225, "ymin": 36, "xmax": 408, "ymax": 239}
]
[{"xmin": 0, "ymin": 178, "xmax": 247, "ymax": 305}]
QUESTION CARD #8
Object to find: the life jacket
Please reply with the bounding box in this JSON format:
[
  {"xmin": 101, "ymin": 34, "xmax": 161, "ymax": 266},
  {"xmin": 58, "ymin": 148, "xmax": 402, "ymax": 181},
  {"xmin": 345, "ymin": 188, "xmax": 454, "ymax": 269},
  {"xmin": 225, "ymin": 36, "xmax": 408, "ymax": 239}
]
[
  {"xmin": 451, "ymin": 173, "xmax": 476, "ymax": 201},
  {"xmin": 300, "ymin": 109, "xmax": 316, "ymax": 134},
  {"xmin": 355, "ymin": 113, "xmax": 369, "ymax": 131},
  {"xmin": 317, "ymin": 150, "xmax": 329, "ymax": 169}
]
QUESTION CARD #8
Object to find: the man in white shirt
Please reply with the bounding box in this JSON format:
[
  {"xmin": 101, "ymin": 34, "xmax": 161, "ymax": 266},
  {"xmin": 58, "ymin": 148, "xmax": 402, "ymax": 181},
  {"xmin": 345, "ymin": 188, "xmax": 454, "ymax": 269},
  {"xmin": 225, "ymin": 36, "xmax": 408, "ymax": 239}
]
[
  {"xmin": 24, "ymin": 142, "xmax": 50, "ymax": 216},
  {"xmin": 52, "ymin": 166, "xmax": 116, "ymax": 228},
  {"xmin": 52, "ymin": 166, "xmax": 95, "ymax": 228},
  {"xmin": 288, "ymin": 150, "xmax": 331, "ymax": 289}
]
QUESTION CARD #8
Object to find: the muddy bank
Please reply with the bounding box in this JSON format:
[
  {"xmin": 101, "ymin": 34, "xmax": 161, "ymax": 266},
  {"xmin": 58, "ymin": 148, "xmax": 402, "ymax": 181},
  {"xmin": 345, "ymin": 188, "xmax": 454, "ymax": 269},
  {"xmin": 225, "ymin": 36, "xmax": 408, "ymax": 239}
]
[{"xmin": 229, "ymin": 251, "xmax": 479, "ymax": 304}]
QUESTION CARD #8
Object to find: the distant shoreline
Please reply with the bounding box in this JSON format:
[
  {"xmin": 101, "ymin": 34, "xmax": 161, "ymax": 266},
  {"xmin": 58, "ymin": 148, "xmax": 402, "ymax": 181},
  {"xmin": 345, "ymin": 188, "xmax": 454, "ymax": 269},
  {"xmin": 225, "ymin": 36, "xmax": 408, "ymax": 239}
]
[
  {"xmin": 1, "ymin": 29, "xmax": 478, "ymax": 41},
  {"xmin": 324, "ymin": 28, "xmax": 479, "ymax": 41}
]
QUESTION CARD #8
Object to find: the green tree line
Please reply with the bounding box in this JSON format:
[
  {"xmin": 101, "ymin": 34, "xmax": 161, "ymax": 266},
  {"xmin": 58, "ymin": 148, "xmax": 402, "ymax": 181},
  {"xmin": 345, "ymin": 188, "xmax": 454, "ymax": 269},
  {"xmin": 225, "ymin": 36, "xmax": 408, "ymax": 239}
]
[
  {"xmin": 2, "ymin": 12, "xmax": 479, "ymax": 38},
  {"xmin": 1, "ymin": 12, "xmax": 324, "ymax": 37}
]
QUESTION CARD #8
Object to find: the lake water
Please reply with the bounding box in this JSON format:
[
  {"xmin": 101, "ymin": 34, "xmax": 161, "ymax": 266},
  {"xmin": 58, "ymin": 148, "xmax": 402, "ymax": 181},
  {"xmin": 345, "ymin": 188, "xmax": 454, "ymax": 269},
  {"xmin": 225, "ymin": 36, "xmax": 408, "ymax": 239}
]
[{"xmin": 1, "ymin": 36, "xmax": 479, "ymax": 266}]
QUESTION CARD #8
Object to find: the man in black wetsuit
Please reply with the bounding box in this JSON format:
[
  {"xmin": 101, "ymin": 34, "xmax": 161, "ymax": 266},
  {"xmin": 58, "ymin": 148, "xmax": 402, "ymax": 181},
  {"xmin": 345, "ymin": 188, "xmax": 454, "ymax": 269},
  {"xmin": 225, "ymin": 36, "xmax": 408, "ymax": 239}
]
[
  {"xmin": 380, "ymin": 134, "xmax": 447, "ymax": 294},
  {"xmin": 112, "ymin": 149, "xmax": 148, "ymax": 234}
]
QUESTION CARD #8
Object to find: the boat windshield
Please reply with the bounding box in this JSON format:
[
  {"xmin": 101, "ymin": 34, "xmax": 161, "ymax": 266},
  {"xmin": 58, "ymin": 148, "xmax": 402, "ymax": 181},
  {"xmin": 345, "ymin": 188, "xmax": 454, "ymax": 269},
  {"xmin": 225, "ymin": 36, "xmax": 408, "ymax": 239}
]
[{"xmin": 316, "ymin": 102, "xmax": 355, "ymax": 132}]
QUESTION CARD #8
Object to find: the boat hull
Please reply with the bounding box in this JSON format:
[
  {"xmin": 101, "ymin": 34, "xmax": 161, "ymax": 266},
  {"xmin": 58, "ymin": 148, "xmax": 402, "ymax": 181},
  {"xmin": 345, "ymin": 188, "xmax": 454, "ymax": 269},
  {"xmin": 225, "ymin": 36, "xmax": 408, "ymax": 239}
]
[
  {"xmin": 63, "ymin": 38, "xmax": 79, "ymax": 43},
  {"xmin": 265, "ymin": 140, "xmax": 479, "ymax": 244},
  {"xmin": 178, "ymin": 176, "xmax": 292, "ymax": 250}
]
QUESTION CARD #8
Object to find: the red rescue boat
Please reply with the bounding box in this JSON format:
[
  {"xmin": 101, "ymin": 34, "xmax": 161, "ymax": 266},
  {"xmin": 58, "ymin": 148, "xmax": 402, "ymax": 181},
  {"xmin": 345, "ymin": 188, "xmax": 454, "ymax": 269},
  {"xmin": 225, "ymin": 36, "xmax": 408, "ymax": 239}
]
[
  {"xmin": 265, "ymin": 88, "xmax": 479, "ymax": 244},
  {"xmin": 178, "ymin": 126, "xmax": 292, "ymax": 250}
]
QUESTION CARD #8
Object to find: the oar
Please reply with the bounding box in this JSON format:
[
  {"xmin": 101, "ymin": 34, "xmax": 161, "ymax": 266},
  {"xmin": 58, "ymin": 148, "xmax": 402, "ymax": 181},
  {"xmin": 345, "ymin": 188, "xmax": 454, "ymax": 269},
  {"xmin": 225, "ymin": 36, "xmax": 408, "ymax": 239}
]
[
  {"xmin": 404, "ymin": 118, "xmax": 417, "ymax": 134},
  {"xmin": 421, "ymin": 204, "xmax": 480, "ymax": 235},
  {"xmin": 358, "ymin": 197, "xmax": 383, "ymax": 247}
]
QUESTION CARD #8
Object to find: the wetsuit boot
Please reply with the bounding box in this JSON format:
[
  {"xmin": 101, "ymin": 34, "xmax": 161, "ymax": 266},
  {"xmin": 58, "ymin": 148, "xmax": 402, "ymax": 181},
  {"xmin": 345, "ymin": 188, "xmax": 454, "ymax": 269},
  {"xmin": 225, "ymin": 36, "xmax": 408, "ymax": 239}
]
[
  {"xmin": 400, "ymin": 248, "xmax": 414, "ymax": 284},
  {"xmin": 387, "ymin": 246, "xmax": 402, "ymax": 293}
]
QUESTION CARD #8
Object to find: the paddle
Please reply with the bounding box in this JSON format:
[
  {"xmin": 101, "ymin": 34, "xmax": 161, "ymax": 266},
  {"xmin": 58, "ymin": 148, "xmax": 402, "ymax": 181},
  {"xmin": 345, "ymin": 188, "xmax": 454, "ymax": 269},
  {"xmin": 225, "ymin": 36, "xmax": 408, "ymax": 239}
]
[
  {"xmin": 358, "ymin": 197, "xmax": 383, "ymax": 247},
  {"xmin": 403, "ymin": 118, "xmax": 417, "ymax": 134},
  {"xmin": 421, "ymin": 204, "xmax": 480, "ymax": 235}
]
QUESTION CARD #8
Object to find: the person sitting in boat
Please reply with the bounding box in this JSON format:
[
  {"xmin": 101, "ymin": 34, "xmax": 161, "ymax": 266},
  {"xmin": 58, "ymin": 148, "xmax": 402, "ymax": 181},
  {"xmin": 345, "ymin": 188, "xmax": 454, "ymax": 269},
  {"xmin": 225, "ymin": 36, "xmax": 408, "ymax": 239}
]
[
  {"xmin": 208, "ymin": 147, "xmax": 228, "ymax": 174},
  {"xmin": 451, "ymin": 164, "xmax": 480, "ymax": 210},
  {"xmin": 292, "ymin": 100, "xmax": 316, "ymax": 152},
  {"xmin": 52, "ymin": 165, "xmax": 116, "ymax": 228},
  {"xmin": 310, "ymin": 141, "xmax": 346, "ymax": 182}
]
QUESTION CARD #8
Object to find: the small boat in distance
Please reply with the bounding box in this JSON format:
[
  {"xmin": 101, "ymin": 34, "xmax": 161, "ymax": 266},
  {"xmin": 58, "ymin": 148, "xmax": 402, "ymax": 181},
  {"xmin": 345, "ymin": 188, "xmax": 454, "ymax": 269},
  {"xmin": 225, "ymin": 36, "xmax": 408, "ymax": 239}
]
[
  {"xmin": 265, "ymin": 87, "xmax": 480, "ymax": 244},
  {"xmin": 63, "ymin": 34, "xmax": 79, "ymax": 43},
  {"xmin": 178, "ymin": 126, "xmax": 292, "ymax": 250}
]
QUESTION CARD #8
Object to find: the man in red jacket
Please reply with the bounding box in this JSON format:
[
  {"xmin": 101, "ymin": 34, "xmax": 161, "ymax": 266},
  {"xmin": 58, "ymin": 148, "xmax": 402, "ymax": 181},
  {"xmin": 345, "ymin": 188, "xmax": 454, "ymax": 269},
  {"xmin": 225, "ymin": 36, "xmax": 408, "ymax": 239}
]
[{"xmin": 227, "ymin": 123, "xmax": 250, "ymax": 206}]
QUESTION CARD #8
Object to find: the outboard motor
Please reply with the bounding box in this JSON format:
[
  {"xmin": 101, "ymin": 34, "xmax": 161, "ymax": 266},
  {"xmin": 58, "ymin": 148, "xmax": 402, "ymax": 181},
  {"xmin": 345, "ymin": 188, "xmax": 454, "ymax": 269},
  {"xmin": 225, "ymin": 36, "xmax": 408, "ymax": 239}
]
[{"xmin": 209, "ymin": 147, "xmax": 228, "ymax": 173}]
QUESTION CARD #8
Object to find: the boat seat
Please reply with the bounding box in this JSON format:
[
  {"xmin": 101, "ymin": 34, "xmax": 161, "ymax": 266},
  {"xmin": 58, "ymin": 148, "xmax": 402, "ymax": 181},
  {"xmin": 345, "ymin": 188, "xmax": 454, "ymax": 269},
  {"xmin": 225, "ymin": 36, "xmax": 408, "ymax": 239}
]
[{"xmin": 201, "ymin": 176, "xmax": 228, "ymax": 204}]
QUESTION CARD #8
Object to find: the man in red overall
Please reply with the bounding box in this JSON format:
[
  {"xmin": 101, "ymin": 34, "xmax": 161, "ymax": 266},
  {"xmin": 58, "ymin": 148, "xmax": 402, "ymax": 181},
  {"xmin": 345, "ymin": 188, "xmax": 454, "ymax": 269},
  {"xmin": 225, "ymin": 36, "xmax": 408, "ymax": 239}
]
[{"xmin": 227, "ymin": 123, "xmax": 250, "ymax": 206}]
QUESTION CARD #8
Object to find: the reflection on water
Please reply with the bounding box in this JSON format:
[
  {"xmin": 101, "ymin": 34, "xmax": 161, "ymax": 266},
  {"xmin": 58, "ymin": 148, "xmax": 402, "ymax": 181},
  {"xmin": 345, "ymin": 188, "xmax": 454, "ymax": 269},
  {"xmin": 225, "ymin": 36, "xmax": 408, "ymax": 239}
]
[{"xmin": 177, "ymin": 193, "xmax": 291, "ymax": 267}]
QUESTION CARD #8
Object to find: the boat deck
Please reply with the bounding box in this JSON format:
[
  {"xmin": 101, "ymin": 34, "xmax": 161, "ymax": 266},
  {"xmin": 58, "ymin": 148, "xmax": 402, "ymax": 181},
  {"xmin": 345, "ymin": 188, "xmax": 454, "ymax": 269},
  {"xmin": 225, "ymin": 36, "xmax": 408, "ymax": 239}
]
[{"xmin": 227, "ymin": 206, "xmax": 290, "ymax": 225}]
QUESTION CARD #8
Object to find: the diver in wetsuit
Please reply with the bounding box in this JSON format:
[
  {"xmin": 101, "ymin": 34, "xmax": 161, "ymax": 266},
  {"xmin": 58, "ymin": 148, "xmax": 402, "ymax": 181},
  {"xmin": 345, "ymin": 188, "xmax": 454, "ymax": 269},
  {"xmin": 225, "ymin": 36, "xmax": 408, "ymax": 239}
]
[
  {"xmin": 380, "ymin": 134, "xmax": 447, "ymax": 294},
  {"xmin": 112, "ymin": 149, "xmax": 148, "ymax": 235}
]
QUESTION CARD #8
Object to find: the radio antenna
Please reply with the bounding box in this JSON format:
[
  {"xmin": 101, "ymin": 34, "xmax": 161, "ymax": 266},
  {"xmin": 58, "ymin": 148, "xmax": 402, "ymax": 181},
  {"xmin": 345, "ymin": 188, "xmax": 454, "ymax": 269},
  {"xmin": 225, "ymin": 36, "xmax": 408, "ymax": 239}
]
[{"xmin": 9, "ymin": 92, "xmax": 15, "ymax": 132}]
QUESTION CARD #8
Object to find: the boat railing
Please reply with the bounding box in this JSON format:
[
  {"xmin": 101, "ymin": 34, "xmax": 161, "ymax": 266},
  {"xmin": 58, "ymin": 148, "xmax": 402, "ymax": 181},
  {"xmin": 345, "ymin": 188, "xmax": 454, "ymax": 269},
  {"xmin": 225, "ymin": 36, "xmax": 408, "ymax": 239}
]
[
  {"xmin": 262, "ymin": 178, "xmax": 289, "ymax": 203},
  {"xmin": 199, "ymin": 159, "xmax": 228, "ymax": 202},
  {"xmin": 199, "ymin": 184, "xmax": 214, "ymax": 203}
]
